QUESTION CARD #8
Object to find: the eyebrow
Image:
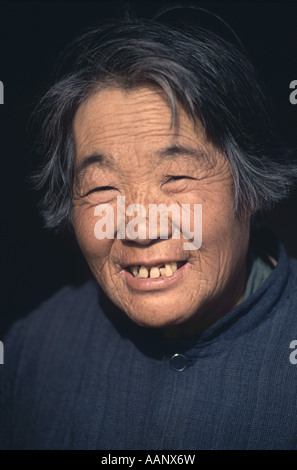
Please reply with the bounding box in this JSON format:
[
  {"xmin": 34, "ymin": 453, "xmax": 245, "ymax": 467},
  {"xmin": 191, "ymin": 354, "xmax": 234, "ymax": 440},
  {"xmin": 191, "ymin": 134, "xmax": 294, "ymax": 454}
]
[
  {"xmin": 75, "ymin": 144, "xmax": 208, "ymax": 179},
  {"xmin": 74, "ymin": 152, "xmax": 115, "ymax": 179},
  {"xmin": 156, "ymin": 144, "xmax": 208, "ymax": 160}
]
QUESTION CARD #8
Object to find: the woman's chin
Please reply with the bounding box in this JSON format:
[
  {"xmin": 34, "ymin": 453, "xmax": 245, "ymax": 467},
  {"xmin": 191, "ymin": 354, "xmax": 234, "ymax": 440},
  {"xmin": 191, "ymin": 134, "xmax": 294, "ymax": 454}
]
[{"xmin": 121, "ymin": 302, "xmax": 193, "ymax": 330}]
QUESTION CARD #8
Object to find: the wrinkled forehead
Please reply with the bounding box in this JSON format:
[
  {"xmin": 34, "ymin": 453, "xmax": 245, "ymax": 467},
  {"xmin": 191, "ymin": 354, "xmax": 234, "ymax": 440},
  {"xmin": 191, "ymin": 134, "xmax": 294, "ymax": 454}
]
[{"xmin": 72, "ymin": 86, "xmax": 218, "ymax": 169}]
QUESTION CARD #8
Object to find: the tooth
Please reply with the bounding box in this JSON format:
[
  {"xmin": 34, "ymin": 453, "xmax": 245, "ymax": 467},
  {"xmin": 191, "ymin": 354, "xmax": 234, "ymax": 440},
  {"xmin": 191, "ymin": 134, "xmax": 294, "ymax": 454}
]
[
  {"xmin": 150, "ymin": 267, "xmax": 160, "ymax": 278},
  {"xmin": 160, "ymin": 268, "xmax": 166, "ymax": 276},
  {"xmin": 164, "ymin": 263, "xmax": 173, "ymax": 277},
  {"xmin": 171, "ymin": 262, "xmax": 177, "ymax": 272},
  {"xmin": 138, "ymin": 265, "xmax": 149, "ymax": 278},
  {"xmin": 131, "ymin": 265, "xmax": 140, "ymax": 277}
]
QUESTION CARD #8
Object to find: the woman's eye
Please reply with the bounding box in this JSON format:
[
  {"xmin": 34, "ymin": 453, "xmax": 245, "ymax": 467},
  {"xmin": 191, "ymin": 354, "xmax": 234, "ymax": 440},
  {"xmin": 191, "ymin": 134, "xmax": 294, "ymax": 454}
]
[
  {"xmin": 170, "ymin": 176, "xmax": 186, "ymax": 180},
  {"xmin": 162, "ymin": 176, "xmax": 196, "ymax": 192},
  {"xmin": 85, "ymin": 186, "xmax": 117, "ymax": 196},
  {"xmin": 166, "ymin": 176, "xmax": 191, "ymax": 182}
]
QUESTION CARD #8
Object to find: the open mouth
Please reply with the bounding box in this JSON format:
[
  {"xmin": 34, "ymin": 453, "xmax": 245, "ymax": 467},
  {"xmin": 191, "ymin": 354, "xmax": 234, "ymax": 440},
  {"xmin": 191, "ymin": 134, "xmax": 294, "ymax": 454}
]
[{"xmin": 124, "ymin": 261, "xmax": 187, "ymax": 279}]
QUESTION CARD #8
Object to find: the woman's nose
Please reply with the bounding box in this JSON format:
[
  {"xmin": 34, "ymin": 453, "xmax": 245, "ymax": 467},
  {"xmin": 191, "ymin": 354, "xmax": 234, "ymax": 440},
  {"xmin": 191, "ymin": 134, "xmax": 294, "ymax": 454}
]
[{"xmin": 121, "ymin": 205, "xmax": 175, "ymax": 244}]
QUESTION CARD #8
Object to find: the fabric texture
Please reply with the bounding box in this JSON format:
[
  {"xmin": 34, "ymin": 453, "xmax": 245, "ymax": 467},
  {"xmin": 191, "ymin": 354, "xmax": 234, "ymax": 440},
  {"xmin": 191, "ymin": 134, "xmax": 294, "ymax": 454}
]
[
  {"xmin": 243, "ymin": 251, "xmax": 274, "ymax": 301},
  {"xmin": 1, "ymin": 240, "xmax": 297, "ymax": 450}
]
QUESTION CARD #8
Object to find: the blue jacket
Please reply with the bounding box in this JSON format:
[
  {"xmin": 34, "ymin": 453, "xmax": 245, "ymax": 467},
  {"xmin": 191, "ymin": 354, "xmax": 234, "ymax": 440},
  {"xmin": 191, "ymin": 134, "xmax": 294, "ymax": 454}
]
[{"xmin": 1, "ymin": 242, "xmax": 297, "ymax": 449}]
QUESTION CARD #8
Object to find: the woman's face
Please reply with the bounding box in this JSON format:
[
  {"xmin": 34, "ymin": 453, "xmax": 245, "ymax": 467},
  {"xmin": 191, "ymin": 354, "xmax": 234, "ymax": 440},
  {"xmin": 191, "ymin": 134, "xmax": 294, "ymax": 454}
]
[{"xmin": 72, "ymin": 87, "xmax": 250, "ymax": 337}]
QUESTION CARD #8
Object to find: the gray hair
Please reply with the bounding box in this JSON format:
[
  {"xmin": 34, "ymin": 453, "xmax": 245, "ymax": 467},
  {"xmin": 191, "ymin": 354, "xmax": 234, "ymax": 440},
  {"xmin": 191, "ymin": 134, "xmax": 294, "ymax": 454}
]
[{"xmin": 32, "ymin": 16, "xmax": 297, "ymax": 230}]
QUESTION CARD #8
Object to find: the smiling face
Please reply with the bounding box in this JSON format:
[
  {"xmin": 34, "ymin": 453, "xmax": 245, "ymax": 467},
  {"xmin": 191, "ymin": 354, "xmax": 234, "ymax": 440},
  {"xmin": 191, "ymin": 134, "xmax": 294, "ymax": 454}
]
[{"xmin": 72, "ymin": 86, "xmax": 250, "ymax": 337}]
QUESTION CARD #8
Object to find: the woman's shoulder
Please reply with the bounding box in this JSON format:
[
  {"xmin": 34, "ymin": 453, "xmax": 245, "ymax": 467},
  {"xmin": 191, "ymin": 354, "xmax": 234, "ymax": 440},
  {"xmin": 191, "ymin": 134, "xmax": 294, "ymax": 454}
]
[{"xmin": 2, "ymin": 278, "xmax": 101, "ymax": 361}]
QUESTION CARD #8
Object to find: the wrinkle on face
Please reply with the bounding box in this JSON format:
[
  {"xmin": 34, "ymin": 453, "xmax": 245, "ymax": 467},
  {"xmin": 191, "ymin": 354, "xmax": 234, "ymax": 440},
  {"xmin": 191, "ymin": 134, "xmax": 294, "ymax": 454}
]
[{"xmin": 72, "ymin": 86, "xmax": 250, "ymax": 337}]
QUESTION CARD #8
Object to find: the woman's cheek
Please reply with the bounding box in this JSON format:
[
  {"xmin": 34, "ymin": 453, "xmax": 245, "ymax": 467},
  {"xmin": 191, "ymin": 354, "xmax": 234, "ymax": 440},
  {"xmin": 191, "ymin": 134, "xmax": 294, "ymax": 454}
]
[{"xmin": 73, "ymin": 206, "xmax": 112, "ymax": 261}]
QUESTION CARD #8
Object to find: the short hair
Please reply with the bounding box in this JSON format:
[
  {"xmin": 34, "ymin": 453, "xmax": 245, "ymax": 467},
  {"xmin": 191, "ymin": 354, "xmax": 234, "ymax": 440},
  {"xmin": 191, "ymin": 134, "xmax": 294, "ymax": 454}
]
[{"xmin": 32, "ymin": 13, "xmax": 297, "ymax": 231}]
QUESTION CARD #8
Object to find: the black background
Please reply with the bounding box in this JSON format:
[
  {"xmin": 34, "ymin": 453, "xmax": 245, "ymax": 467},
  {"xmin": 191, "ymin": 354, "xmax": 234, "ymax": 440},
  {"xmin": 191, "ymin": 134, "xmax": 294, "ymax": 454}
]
[{"xmin": 1, "ymin": 1, "xmax": 297, "ymax": 336}]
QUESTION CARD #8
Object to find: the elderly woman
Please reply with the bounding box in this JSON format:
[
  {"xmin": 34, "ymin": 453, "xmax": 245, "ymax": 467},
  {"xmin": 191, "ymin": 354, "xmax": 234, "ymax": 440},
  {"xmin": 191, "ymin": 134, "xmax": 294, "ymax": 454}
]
[{"xmin": 1, "ymin": 12, "xmax": 297, "ymax": 450}]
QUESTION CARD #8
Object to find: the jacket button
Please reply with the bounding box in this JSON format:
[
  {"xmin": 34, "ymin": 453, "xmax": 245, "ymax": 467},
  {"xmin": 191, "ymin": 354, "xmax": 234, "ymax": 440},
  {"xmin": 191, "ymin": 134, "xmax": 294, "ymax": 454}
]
[{"xmin": 170, "ymin": 353, "xmax": 188, "ymax": 372}]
